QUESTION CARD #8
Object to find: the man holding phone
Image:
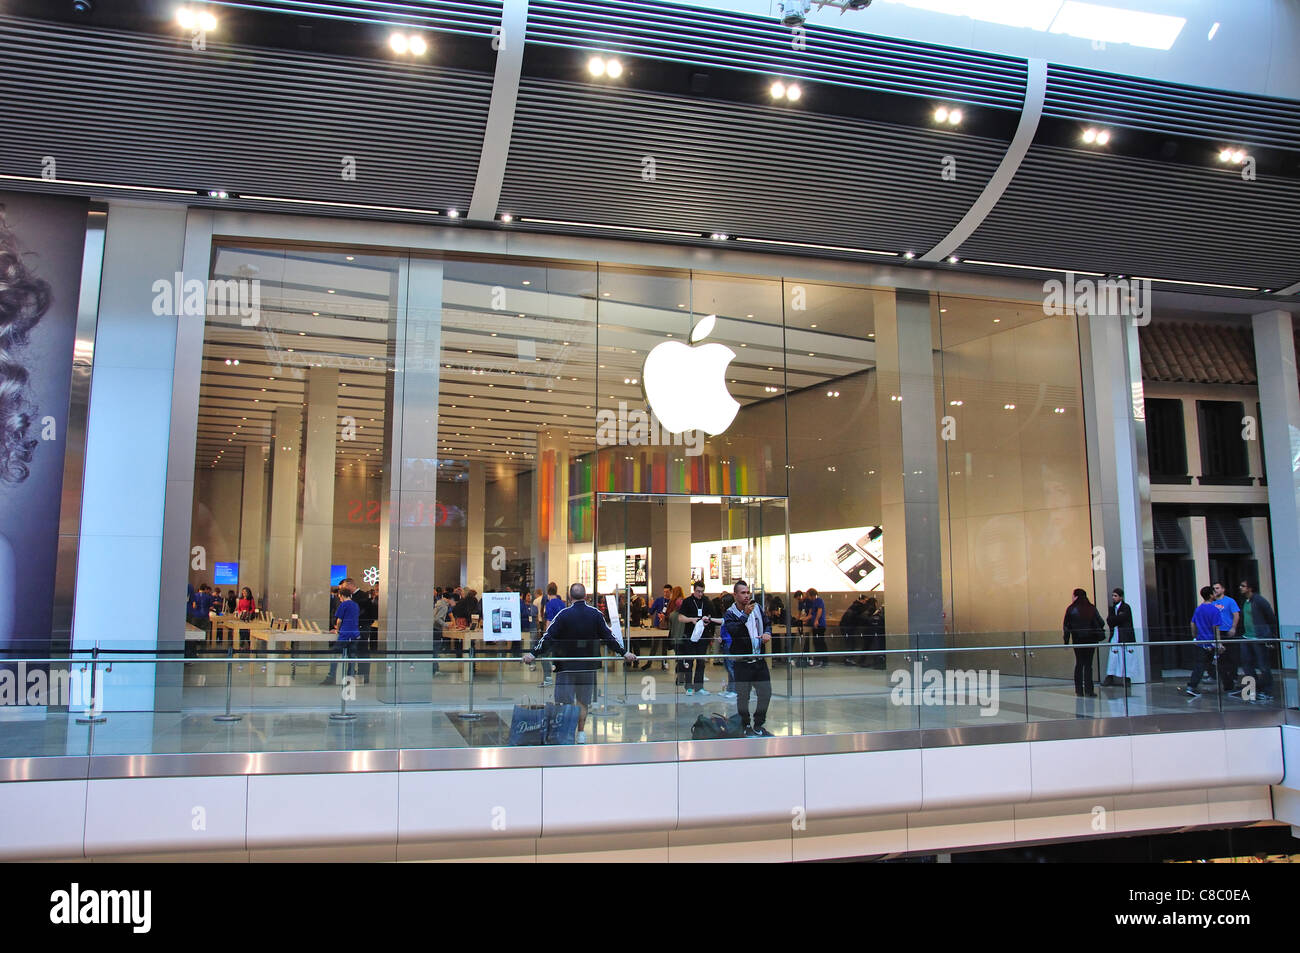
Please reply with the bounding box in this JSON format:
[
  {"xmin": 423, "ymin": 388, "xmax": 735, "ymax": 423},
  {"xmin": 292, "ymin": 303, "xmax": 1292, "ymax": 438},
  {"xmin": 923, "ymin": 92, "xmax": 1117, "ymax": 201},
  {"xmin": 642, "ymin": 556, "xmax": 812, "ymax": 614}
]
[{"xmin": 722, "ymin": 580, "xmax": 774, "ymax": 737}]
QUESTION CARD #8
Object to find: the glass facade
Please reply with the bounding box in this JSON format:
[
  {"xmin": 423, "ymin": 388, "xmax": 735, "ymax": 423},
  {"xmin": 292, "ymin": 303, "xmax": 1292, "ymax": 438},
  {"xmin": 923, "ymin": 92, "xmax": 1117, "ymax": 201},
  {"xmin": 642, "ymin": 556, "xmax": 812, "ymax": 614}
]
[{"xmin": 186, "ymin": 242, "xmax": 1097, "ymax": 673}]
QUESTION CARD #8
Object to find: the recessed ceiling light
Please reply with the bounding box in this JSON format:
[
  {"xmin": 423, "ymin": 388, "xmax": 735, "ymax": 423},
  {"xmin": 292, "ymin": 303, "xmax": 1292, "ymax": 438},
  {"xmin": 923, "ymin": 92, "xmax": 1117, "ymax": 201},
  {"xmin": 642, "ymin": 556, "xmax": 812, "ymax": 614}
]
[{"xmin": 178, "ymin": 8, "xmax": 219, "ymax": 32}]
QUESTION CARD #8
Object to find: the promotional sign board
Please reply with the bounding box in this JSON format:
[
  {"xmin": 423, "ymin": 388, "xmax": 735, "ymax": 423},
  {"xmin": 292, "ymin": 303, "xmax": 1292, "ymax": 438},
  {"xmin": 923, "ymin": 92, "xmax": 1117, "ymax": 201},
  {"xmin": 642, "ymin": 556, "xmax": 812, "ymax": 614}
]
[
  {"xmin": 604, "ymin": 594, "xmax": 624, "ymax": 648},
  {"xmin": 213, "ymin": 562, "xmax": 239, "ymax": 586},
  {"xmin": 0, "ymin": 192, "xmax": 87, "ymax": 655},
  {"xmin": 691, "ymin": 526, "xmax": 885, "ymax": 595},
  {"xmin": 481, "ymin": 591, "xmax": 522, "ymax": 643}
]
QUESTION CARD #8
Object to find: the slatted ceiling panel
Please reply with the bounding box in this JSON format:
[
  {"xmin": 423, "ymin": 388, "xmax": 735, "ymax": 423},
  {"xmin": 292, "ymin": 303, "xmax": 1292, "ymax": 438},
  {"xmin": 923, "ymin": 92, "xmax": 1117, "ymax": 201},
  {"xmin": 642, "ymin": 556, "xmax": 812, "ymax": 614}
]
[
  {"xmin": 957, "ymin": 145, "xmax": 1300, "ymax": 291},
  {"xmin": 0, "ymin": 15, "xmax": 488, "ymax": 212},
  {"xmin": 1152, "ymin": 513, "xmax": 1189, "ymax": 554},
  {"xmin": 1206, "ymin": 515, "xmax": 1252, "ymax": 555},
  {"xmin": 209, "ymin": 0, "xmax": 503, "ymax": 32},
  {"xmin": 526, "ymin": 0, "xmax": 1029, "ymax": 110},
  {"xmin": 501, "ymin": 80, "xmax": 1005, "ymax": 254},
  {"xmin": 1044, "ymin": 64, "xmax": 1300, "ymax": 152}
]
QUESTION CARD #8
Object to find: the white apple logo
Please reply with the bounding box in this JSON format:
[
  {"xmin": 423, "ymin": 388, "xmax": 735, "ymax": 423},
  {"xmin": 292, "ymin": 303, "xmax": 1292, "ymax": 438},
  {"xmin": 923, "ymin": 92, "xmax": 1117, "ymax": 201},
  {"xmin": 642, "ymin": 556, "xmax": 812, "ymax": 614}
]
[{"xmin": 642, "ymin": 313, "xmax": 740, "ymax": 435}]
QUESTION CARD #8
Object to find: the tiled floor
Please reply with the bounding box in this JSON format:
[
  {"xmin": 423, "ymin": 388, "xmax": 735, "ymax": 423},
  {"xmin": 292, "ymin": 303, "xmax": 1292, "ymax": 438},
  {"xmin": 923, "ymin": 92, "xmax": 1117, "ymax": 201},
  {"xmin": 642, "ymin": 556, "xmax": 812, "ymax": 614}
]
[{"xmin": 0, "ymin": 658, "xmax": 1289, "ymax": 758}]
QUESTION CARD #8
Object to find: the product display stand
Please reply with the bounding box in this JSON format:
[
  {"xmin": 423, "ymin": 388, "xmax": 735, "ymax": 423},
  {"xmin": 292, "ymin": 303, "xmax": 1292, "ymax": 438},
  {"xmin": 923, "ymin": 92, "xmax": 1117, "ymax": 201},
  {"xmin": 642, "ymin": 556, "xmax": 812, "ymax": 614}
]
[
  {"xmin": 488, "ymin": 652, "xmax": 512, "ymax": 702},
  {"xmin": 329, "ymin": 647, "xmax": 357, "ymax": 722},
  {"xmin": 213, "ymin": 645, "xmax": 242, "ymax": 722},
  {"xmin": 456, "ymin": 643, "xmax": 484, "ymax": 720}
]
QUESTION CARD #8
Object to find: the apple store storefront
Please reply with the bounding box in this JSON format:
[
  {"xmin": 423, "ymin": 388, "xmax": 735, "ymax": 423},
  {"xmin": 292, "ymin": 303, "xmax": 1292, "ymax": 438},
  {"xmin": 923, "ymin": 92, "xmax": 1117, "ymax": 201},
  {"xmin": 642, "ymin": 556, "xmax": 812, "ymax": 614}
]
[{"xmin": 168, "ymin": 216, "xmax": 1107, "ymax": 731}]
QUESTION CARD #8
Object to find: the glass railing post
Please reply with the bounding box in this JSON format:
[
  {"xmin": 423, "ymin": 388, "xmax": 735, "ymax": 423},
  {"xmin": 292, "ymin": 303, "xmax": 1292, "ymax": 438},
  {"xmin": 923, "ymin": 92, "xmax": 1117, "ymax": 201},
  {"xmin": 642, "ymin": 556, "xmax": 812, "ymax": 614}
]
[
  {"xmin": 213, "ymin": 644, "xmax": 242, "ymax": 723},
  {"xmin": 74, "ymin": 644, "xmax": 108, "ymax": 726},
  {"xmin": 456, "ymin": 642, "xmax": 483, "ymax": 720},
  {"xmin": 1121, "ymin": 632, "xmax": 1128, "ymax": 717}
]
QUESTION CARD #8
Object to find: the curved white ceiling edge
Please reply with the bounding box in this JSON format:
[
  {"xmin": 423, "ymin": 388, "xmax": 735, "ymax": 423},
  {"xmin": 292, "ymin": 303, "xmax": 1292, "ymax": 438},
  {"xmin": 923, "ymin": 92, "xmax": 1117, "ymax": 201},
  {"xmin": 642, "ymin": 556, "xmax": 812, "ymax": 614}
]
[{"xmin": 920, "ymin": 57, "xmax": 1047, "ymax": 264}]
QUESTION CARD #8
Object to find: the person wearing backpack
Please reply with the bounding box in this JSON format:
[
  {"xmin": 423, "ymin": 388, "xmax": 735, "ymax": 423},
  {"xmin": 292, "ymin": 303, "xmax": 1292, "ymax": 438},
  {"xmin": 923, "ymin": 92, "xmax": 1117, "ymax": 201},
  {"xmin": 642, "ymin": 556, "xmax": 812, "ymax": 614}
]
[{"xmin": 1063, "ymin": 588, "xmax": 1106, "ymax": 697}]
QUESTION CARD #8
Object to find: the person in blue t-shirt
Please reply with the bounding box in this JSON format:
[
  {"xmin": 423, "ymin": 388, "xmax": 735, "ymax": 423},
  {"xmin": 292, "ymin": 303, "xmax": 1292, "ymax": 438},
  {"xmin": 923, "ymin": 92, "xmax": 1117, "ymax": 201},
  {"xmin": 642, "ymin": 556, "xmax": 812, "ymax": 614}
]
[
  {"xmin": 649, "ymin": 585, "xmax": 671, "ymax": 628},
  {"xmin": 519, "ymin": 589, "xmax": 537, "ymax": 658},
  {"xmin": 538, "ymin": 582, "xmax": 566, "ymax": 686},
  {"xmin": 1210, "ymin": 582, "xmax": 1241, "ymax": 691},
  {"xmin": 1184, "ymin": 586, "xmax": 1221, "ymax": 698},
  {"xmin": 322, "ymin": 585, "xmax": 361, "ymax": 684},
  {"xmin": 805, "ymin": 588, "xmax": 828, "ymax": 667}
]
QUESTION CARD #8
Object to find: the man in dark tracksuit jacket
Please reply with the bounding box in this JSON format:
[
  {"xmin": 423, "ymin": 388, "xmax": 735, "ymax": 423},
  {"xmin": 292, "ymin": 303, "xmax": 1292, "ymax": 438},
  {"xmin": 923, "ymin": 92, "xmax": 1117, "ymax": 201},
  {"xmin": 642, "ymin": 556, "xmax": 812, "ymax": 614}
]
[
  {"xmin": 722, "ymin": 579, "xmax": 774, "ymax": 737},
  {"xmin": 524, "ymin": 583, "xmax": 636, "ymax": 738}
]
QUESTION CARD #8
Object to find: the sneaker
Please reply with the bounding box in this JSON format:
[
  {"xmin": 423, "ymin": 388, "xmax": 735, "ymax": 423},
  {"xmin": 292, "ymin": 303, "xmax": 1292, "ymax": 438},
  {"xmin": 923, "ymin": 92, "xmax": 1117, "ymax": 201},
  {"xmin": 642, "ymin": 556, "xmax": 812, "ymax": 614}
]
[
  {"xmin": 1183, "ymin": 687, "xmax": 1201, "ymax": 698},
  {"xmin": 576, "ymin": 730, "xmax": 587, "ymax": 744},
  {"xmin": 541, "ymin": 678, "xmax": 553, "ymax": 687},
  {"xmin": 685, "ymin": 688, "xmax": 695, "ymax": 695},
  {"xmin": 742, "ymin": 726, "xmax": 757, "ymax": 737},
  {"xmin": 721, "ymin": 690, "xmax": 738, "ymax": 699},
  {"xmin": 754, "ymin": 727, "xmax": 774, "ymax": 737},
  {"xmin": 695, "ymin": 688, "xmax": 711, "ymax": 696}
]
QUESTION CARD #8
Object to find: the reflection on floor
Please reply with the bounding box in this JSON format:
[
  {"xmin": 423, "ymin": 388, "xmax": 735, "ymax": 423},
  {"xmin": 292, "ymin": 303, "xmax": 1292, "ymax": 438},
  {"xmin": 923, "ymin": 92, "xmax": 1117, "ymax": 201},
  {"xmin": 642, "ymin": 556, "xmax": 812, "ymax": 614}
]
[{"xmin": 0, "ymin": 658, "xmax": 1291, "ymax": 758}]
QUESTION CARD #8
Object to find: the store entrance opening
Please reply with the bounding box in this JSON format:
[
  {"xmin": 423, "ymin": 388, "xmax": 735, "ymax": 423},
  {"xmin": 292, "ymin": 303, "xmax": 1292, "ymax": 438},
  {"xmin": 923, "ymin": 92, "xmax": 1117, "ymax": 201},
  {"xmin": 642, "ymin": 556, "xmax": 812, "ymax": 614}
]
[{"xmin": 589, "ymin": 493, "xmax": 790, "ymax": 682}]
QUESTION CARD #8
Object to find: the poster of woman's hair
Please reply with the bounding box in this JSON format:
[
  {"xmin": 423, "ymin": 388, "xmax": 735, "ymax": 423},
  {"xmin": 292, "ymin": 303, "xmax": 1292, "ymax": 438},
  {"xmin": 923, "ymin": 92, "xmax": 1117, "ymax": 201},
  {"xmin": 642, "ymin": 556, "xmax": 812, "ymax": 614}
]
[{"xmin": 0, "ymin": 192, "xmax": 87, "ymax": 655}]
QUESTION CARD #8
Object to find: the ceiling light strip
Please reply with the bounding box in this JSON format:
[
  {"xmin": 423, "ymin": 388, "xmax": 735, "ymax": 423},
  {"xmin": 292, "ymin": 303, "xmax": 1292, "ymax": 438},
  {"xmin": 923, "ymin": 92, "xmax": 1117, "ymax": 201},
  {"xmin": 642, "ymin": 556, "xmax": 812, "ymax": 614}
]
[
  {"xmin": 962, "ymin": 259, "xmax": 1106, "ymax": 276},
  {"xmin": 238, "ymin": 194, "xmax": 443, "ymax": 215},
  {"xmin": 733, "ymin": 237, "xmax": 896, "ymax": 257},
  {"xmin": 0, "ymin": 173, "xmax": 195, "ymax": 195},
  {"xmin": 518, "ymin": 217, "xmax": 701, "ymax": 237},
  {"xmin": 1131, "ymin": 276, "xmax": 1260, "ymax": 291}
]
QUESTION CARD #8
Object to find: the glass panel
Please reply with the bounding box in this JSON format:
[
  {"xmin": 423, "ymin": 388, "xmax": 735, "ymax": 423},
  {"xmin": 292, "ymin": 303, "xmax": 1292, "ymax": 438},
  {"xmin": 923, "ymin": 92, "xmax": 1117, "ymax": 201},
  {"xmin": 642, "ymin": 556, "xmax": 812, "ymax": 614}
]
[{"xmin": 935, "ymin": 294, "xmax": 1093, "ymax": 639}]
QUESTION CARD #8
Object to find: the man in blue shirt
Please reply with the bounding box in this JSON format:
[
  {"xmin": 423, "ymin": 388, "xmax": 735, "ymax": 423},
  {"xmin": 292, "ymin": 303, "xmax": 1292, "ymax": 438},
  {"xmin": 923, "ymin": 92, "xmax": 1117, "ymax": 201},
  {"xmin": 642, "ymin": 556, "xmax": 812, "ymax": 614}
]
[
  {"xmin": 805, "ymin": 588, "xmax": 828, "ymax": 667},
  {"xmin": 649, "ymin": 584, "xmax": 671, "ymax": 629},
  {"xmin": 518, "ymin": 589, "xmax": 538, "ymax": 663},
  {"xmin": 1211, "ymin": 582, "xmax": 1241, "ymax": 692},
  {"xmin": 322, "ymin": 583, "xmax": 361, "ymax": 684},
  {"xmin": 1184, "ymin": 586, "xmax": 1221, "ymax": 698},
  {"xmin": 188, "ymin": 583, "xmax": 219, "ymax": 645},
  {"xmin": 538, "ymin": 582, "xmax": 566, "ymax": 687}
]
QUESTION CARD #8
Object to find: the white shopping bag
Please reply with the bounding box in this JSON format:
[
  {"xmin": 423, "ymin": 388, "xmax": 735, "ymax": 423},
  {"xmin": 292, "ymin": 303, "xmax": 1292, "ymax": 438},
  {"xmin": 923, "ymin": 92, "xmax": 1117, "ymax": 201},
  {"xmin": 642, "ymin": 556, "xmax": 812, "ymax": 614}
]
[{"xmin": 690, "ymin": 618, "xmax": 705, "ymax": 643}]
